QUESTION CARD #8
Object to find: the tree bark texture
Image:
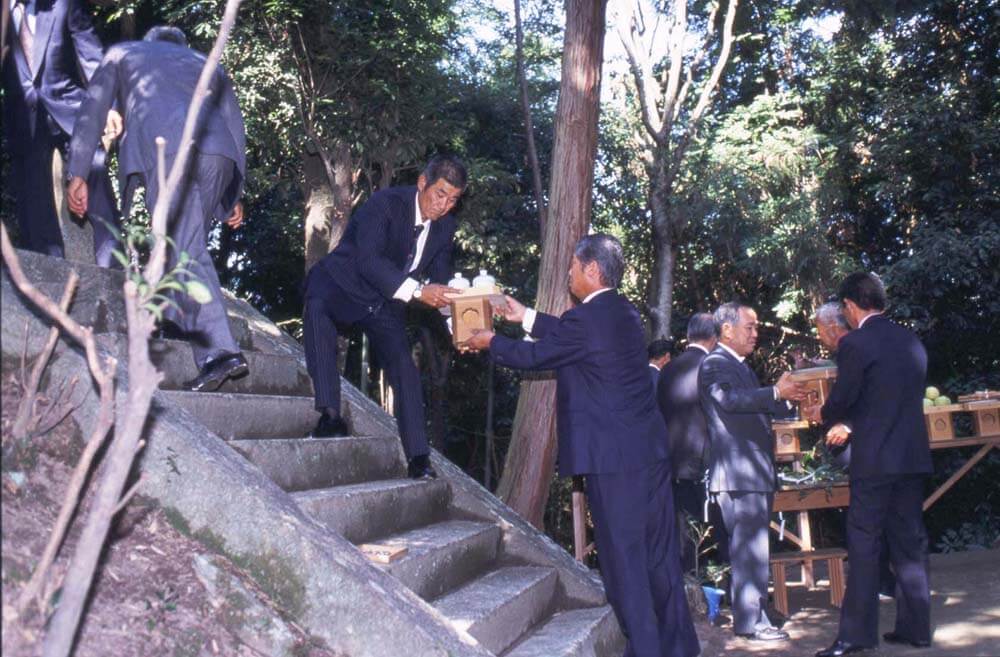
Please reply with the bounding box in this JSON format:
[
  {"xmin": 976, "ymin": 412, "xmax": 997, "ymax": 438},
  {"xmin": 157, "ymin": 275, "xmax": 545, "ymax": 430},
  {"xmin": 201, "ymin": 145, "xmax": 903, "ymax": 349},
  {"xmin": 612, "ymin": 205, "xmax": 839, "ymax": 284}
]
[
  {"xmin": 497, "ymin": 0, "xmax": 608, "ymax": 528},
  {"xmin": 302, "ymin": 141, "xmax": 353, "ymax": 274}
]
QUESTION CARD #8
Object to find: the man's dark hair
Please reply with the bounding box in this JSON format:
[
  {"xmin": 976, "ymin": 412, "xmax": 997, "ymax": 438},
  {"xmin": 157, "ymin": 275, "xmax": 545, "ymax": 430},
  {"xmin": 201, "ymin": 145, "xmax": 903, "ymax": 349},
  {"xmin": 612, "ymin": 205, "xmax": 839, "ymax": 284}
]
[
  {"xmin": 687, "ymin": 312, "xmax": 718, "ymax": 342},
  {"xmin": 574, "ymin": 233, "xmax": 625, "ymax": 288},
  {"xmin": 143, "ymin": 26, "xmax": 188, "ymax": 46},
  {"xmin": 647, "ymin": 339, "xmax": 674, "ymax": 360},
  {"xmin": 838, "ymin": 272, "xmax": 887, "ymax": 311},
  {"xmin": 713, "ymin": 302, "xmax": 747, "ymax": 334},
  {"xmin": 422, "ymin": 155, "xmax": 467, "ymax": 190}
]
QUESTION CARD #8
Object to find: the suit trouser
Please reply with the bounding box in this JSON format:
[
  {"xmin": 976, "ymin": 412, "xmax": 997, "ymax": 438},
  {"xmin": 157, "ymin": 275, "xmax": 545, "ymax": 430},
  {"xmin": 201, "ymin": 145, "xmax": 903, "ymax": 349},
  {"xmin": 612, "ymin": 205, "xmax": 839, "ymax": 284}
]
[
  {"xmin": 303, "ymin": 294, "xmax": 428, "ymax": 460},
  {"xmin": 143, "ymin": 154, "xmax": 240, "ymax": 368},
  {"xmin": 716, "ymin": 490, "xmax": 774, "ymax": 634},
  {"xmin": 838, "ymin": 474, "xmax": 930, "ymax": 647},
  {"xmin": 585, "ymin": 461, "xmax": 700, "ymax": 657},
  {"xmin": 11, "ymin": 108, "xmax": 119, "ymax": 265}
]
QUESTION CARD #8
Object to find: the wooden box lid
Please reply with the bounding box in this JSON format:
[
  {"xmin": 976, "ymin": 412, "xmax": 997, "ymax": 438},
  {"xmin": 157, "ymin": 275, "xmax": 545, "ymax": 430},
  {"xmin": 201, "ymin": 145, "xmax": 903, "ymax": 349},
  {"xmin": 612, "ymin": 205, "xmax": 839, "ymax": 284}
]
[
  {"xmin": 789, "ymin": 365, "xmax": 838, "ymax": 382},
  {"xmin": 923, "ymin": 403, "xmax": 964, "ymax": 414}
]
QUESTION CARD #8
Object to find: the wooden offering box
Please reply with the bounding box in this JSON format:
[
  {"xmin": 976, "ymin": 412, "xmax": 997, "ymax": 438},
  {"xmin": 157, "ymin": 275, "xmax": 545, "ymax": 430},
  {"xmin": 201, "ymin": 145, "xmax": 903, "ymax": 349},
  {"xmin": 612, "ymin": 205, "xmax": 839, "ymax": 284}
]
[
  {"xmin": 789, "ymin": 365, "xmax": 838, "ymax": 408},
  {"xmin": 924, "ymin": 404, "xmax": 964, "ymax": 441},
  {"xmin": 774, "ymin": 482, "xmax": 850, "ymax": 512},
  {"xmin": 965, "ymin": 400, "xmax": 1000, "ymax": 437},
  {"xmin": 447, "ymin": 285, "xmax": 504, "ymax": 347},
  {"xmin": 773, "ymin": 419, "xmax": 810, "ymax": 457}
]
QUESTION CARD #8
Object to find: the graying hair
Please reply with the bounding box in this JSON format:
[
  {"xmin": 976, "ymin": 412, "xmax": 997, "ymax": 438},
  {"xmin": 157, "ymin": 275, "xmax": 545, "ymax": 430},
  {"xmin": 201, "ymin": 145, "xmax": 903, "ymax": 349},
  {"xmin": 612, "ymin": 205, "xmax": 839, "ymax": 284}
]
[
  {"xmin": 574, "ymin": 234, "xmax": 624, "ymax": 288},
  {"xmin": 713, "ymin": 302, "xmax": 746, "ymax": 334},
  {"xmin": 687, "ymin": 312, "xmax": 718, "ymax": 342},
  {"xmin": 814, "ymin": 302, "xmax": 850, "ymax": 330}
]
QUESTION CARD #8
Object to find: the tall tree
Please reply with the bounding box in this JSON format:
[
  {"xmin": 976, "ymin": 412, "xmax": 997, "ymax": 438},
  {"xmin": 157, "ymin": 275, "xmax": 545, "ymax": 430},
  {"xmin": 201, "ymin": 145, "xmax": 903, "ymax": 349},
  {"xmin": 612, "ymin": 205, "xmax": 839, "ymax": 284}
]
[
  {"xmin": 619, "ymin": 0, "xmax": 739, "ymax": 338},
  {"xmin": 497, "ymin": 0, "xmax": 608, "ymax": 527}
]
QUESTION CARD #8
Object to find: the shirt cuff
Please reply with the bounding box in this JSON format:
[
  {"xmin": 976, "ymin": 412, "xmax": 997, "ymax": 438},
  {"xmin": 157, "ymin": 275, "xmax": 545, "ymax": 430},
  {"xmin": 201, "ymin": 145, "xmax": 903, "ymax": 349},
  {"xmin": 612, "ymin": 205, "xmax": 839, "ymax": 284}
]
[
  {"xmin": 394, "ymin": 277, "xmax": 420, "ymax": 302},
  {"xmin": 523, "ymin": 308, "xmax": 538, "ymax": 334}
]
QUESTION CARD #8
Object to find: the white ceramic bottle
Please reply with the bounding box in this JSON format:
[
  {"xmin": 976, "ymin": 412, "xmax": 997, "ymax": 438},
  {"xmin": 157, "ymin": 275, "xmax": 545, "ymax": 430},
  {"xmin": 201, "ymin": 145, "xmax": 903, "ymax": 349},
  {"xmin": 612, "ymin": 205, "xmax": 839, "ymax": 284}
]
[
  {"xmin": 472, "ymin": 269, "xmax": 495, "ymax": 289},
  {"xmin": 449, "ymin": 272, "xmax": 471, "ymax": 289}
]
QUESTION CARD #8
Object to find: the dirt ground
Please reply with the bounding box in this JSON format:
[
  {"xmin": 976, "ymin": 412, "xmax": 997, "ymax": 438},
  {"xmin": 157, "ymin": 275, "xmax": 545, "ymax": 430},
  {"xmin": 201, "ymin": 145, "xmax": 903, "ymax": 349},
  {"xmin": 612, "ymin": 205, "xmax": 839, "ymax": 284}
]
[
  {"xmin": 692, "ymin": 550, "xmax": 1000, "ymax": 657},
  {"xmin": 1, "ymin": 373, "xmax": 342, "ymax": 657}
]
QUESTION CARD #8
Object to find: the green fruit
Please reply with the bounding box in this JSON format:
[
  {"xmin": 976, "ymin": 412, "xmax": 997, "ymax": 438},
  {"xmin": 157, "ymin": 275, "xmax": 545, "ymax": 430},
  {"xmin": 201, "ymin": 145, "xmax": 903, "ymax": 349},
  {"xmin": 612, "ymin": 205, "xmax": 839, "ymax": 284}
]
[
  {"xmin": 925, "ymin": 386, "xmax": 940, "ymax": 400},
  {"xmin": 923, "ymin": 398, "xmax": 933, "ymax": 407},
  {"xmin": 934, "ymin": 396, "xmax": 952, "ymax": 406}
]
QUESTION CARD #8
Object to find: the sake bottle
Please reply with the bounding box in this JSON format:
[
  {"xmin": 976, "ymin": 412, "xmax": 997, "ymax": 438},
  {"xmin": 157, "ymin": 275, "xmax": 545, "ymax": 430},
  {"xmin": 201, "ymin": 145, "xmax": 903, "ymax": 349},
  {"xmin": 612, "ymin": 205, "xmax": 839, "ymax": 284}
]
[{"xmin": 472, "ymin": 269, "xmax": 495, "ymax": 290}]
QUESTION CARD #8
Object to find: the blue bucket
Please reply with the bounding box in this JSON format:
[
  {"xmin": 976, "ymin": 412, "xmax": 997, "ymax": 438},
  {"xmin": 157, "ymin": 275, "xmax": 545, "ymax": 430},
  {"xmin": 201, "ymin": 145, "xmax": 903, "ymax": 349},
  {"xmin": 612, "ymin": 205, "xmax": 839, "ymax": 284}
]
[{"xmin": 702, "ymin": 585, "xmax": 725, "ymax": 623}]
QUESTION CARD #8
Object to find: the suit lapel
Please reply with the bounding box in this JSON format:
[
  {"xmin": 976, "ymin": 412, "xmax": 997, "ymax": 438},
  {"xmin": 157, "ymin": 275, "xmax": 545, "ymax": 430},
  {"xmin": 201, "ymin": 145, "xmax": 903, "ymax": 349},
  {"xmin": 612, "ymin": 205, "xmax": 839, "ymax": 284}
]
[{"xmin": 30, "ymin": 0, "xmax": 55, "ymax": 82}]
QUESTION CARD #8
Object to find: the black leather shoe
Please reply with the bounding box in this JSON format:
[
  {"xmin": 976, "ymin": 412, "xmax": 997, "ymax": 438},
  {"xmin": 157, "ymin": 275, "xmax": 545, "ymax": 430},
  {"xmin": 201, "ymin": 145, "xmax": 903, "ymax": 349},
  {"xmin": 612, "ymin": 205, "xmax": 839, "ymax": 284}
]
[
  {"xmin": 311, "ymin": 413, "xmax": 349, "ymax": 438},
  {"xmin": 407, "ymin": 455, "xmax": 437, "ymax": 480},
  {"xmin": 736, "ymin": 627, "xmax": 789, "ymax": 642},
  {"xmin": 883, "ymin": 632, "xmax": 931, "ymax": 648},
  {"xmin": 184, "ymin": 353, "xmax": 249, "ymax": 392},
  {"xmin": 815, "ymin": 640, "xmax": 872, "ymax": 657}
]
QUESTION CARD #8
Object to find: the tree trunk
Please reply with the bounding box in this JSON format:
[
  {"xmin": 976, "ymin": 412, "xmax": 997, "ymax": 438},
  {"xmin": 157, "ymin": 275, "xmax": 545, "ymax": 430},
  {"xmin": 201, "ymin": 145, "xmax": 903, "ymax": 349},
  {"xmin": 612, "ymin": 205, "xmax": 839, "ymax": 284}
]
[
  {"xmin": 302, "ymin": 141, "xmax": 353, "ymax": 274},
  {"xmin": 497, "ymin": 0, "xmax": 608, "ymax": 528},
  {"xmin": 646, "ymin": 165, "xmax": 675, "ymax": 339}
]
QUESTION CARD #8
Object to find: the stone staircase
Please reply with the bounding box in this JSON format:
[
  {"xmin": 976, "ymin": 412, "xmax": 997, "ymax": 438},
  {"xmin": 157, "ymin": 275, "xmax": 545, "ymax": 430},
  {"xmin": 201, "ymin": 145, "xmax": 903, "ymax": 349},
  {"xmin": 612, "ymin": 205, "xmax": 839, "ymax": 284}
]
[{"xmin": 2, "ymin": 250, "xmax": 624, "ymax": 657}]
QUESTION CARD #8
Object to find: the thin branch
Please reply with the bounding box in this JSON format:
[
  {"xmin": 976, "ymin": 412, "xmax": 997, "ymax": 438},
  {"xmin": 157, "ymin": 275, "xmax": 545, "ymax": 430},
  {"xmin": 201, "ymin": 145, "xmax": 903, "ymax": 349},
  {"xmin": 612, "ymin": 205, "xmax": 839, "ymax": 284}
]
[
  {"xmin": 11, "ymin": 273, "xmax": 77, "ymax": 440},
  {"xmin": 514, "ymin": 0, "xmax": 547, "ymax": 235},
  {"xmin": 618, "ymin": 16, "xmax": 663, "ymax": 141},
  {"xmin": 658, "ymin": 0, "xmax": 688, "ymax": 138}
]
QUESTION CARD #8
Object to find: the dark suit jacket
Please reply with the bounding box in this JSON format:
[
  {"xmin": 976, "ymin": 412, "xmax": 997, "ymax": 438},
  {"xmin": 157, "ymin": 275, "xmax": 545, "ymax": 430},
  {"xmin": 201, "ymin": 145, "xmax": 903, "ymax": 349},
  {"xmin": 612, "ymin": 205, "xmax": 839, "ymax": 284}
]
[
  {"xmin": 2, "ymin": 0, "xmax": 104, "ymax": 150},
  {"xmin": 308, "ymin": 186, "xmax": 455, "ymax": 321},
  {"xmin": 821, "ymin": 314, "xmax": 932, "ymax": 479},
  {"xmin": 658, "ymin": 346, "xmax": 711, "ymax": 481},
  {"xmin": 490, "ymin": 291, "xmax": 669, "ymax": 477},
  {"xmin": 698, "ymin": 347, "xmax": 791, "ymax": 493},
  {"xmin": 67, "ymin": 40, "xmax": 246, "ymax": 218}
]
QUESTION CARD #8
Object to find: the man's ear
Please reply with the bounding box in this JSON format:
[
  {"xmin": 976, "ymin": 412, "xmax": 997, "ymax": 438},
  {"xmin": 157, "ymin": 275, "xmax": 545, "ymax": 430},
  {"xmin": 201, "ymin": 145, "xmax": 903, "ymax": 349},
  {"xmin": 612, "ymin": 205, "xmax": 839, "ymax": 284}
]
[
  {"xmin": 584, "ymin": 260, "xmax": 602, "ymax": 282},
  {"xmin": 416, "ymin": 173, "xmax": 427, "ymax": 193}
]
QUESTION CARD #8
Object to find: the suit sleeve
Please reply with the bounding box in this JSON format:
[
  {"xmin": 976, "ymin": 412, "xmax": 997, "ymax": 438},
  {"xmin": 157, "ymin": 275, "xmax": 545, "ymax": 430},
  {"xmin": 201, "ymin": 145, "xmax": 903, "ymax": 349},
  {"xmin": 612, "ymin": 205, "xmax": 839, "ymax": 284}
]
[
  {"xmin": 821, "ymin": 338, "xmax": 867, "ymax": 425},
  {"xmin": 214, "ymin": 72, "xmax": 247, "ymax": 218},
  {"xmin": 490, "ymin": 311, "xmax": 586, "ymax": 371},
  {"xmin": 67, "ymin": 52, "xmax": 118, "ymax": 180},
  {"xmin": 700, "ymin": 357, "xmax": 782, "ymax": 415},
  {"xmin": 529, "ymin": 312, "xmax": 560, "ymax": 339},
  {"xmin": 353, "ymin": 195, "xmax": 410, "ymax": 299},
  {"xmin": 68, "ymin": 0, "xmax": 105, "ymax": 83}
]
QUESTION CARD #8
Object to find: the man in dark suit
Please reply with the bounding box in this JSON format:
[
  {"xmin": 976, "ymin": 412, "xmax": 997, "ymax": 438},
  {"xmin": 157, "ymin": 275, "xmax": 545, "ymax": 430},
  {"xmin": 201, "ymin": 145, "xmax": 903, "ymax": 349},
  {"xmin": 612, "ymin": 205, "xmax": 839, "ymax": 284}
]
[
  {"xmin": 657, "ymin": 312, "xmax": 725, "ymax": 572},
  {"xmin": 463, "ymin": 234, "xmax": 699, "ymax": 657},
  {"xmin": 3, "ymin": 0, "xmax": 120, "ymax": 265},
  {"xmin": 698, "ymin": 302, "xmax": 806, "ymax": 641},
  {"xmin": 647, "ymin": 338, "xmax": 673, "ymax": 389},
  {"xmin": 303, "ymin": 155, "xmax": 465, "ymax": 480},
  {"xmin": 807, "ymin": 274, "xmax": 932, "ymax": 657},
  {"xmin": 66, "ymin": 26, "xmax": 249, "ymax": 392}
]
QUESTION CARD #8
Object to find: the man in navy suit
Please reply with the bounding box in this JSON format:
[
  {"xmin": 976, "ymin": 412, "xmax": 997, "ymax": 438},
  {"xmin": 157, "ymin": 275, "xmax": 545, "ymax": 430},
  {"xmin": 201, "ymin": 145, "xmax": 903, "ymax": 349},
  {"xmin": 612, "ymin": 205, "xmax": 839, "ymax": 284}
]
[
  {"xmin": 808, "ymin": 273, "xmax": 932, "ymax": 657},
  {"xmin": 3, "ymin": 0, "xmax": 120, "ymax": 265},
  {"xmin": 647, "ymin": 338, "xmax": 673, "ymax": 389},
  {"xmin": 463, "ymin": 234, "xmax": 699, "ymax": 657},
  {"xmin": 698, "ymin": 302, "xmax": 806, "ymax": 641},
  {"xmin": 303, "ymin": 155, "xmax": 465, "ymax": 480},
  {"xmin": 66, "ymin": 26, "xmax": 249, "ymax": 392},
  {"xmin": 657, "ymin": 312, "xmax": 725, "ymax": 572}
]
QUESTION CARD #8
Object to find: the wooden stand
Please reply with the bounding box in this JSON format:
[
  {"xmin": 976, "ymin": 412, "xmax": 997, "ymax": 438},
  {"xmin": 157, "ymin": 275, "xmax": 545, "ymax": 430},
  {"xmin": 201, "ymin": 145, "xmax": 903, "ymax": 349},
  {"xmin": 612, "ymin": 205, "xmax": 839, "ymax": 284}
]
[
  {"xmin": 770, "ymin": 548, "xmax": 846, "ymax": 617},
  {"xmin": 924, "ymin": 403, "xmax": 963, "ymax": 441},
  {"xmin": 966, "ymin": 400, "xmax": 1000, "ymax": 437},
  {"xmin": 772, "ymin": 419, "xmax": 809, "ymax": 457},
  {"xmin": 789, "ymin": 365, "xmax": 838, "ymax": 408}
]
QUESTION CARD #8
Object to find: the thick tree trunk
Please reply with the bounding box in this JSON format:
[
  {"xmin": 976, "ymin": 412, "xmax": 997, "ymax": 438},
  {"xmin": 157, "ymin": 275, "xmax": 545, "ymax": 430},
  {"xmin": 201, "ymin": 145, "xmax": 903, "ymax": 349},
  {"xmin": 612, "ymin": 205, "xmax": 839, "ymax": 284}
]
[
  {"xmin": 302, "ymin": 141, "xmax": 353, "ymax": 274},
  {"xmin": 497, "ymin": 0, "xmax": 607, "ymax": 528}
]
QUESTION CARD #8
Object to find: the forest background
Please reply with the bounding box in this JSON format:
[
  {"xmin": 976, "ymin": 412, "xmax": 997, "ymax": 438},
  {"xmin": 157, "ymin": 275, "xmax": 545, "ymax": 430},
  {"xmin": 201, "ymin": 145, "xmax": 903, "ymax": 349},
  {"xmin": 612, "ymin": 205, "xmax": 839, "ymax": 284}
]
[{"xmin": 2, "ymin": 0, "xmax": 997, "ymax": 555}]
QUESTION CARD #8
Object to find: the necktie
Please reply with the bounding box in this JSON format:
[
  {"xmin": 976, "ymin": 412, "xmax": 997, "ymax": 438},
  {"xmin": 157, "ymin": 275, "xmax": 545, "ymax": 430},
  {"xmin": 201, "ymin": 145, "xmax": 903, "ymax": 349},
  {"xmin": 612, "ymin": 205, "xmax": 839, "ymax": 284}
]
[
  {"xmin": 405, "ymin": 223, "xmax": 424, "ymax": 272},
  {"xmin": 15, "ymin": 1, "xmax": 34, "ymax": 73}
]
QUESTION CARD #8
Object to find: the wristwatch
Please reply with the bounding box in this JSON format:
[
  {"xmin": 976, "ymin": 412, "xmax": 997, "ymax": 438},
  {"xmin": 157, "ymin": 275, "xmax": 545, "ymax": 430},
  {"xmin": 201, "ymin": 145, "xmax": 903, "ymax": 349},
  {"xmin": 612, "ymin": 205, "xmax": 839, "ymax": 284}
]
[{"xmin": 413, "ymin": 284, "xmax": 424, "ymax": 300}]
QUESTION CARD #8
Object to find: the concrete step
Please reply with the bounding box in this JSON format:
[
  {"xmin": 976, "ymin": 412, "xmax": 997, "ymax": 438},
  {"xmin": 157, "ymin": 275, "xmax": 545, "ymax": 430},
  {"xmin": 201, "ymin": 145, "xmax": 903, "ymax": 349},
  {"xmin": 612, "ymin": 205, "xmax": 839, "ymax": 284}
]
[
  {"xmin": 433, "ymin": 566, "xmax": 557, "ymax": 655},
  {"xmin": 159, "ymin": 390, "xmax": 320, "ymax": 439},
  {"xmin": 148, "ymin": 339, "xmax": 313, "ymax": 397},
  {"xmin": 230, "ymin": 436, "xmax": 405, "ymax": 491},
  {"xmin": 292, "ymin": 478, "xmax": 449, "ymax": 544},
  {"xmin": 503, "ymin": 606, "xmax": 623, "ymax": 657},
  {"xmin": 380, "ymin": 520, "xmax": 501, "ymax": 601}
]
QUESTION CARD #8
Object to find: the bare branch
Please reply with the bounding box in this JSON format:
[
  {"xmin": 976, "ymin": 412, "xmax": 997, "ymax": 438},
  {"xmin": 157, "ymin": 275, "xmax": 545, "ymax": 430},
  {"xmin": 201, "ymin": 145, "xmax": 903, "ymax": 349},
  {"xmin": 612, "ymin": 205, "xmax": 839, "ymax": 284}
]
[
  {"xmin": 618, "ymin": 14, "xmax": 663, "ymax": 142},
  {"xmin": 659, "ymin": 0, "xmax": 689, "ymax": 140},
  {"xmin": 11, "ymin": 274, "xmax": 78, "ymax": 441}
]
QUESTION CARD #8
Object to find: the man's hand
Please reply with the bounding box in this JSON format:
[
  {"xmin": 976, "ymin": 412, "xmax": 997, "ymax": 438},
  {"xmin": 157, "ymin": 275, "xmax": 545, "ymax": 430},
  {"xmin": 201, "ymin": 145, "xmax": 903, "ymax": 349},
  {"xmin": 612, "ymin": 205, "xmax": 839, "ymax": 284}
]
[
  {"xmin": 67, "ymin": 176, "xmax": 89, "ymax": 217},
  {"xmin": 775, "ymin": 371, "xmax": 809, "ymax": 402},
  {"xmin": 802, "ymin": 403, "xmax": 823, "ymax": 424},
  {"xmin": 460, "ymin": 329, "xmax": 495, "ymax": 352},
  {"xmin": 825, "ymin": 423, "xmax": 851, "ymax": 447},
  {"xmin": 102, "ymin": 109, "xmax": 123, "ymax": 150},
  {"xmin": 225, "ymin": 201, "xmax": 244, "ymax": 229},
  {"xmin": 416, "ymin": 283, "xmax": 461, "ymax": 309},
  {"xmin": 493, "ymin": 294, "xmax": 526, "ymax": 323}
]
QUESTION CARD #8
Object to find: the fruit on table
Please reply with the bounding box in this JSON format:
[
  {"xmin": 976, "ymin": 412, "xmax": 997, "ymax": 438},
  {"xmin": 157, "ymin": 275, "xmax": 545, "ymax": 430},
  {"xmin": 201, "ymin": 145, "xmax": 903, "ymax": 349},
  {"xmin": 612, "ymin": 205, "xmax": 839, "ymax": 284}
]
[
  {"xmin": 925, "ymin": 386, "xmax": 940, "ymax": 400},
  {"xmin": 933, "ymin": 395, "xmax": 952, "ymax": 406},
  {"xmin": 923, "ymin": 398, "xmax": 934, "ymax": 407}
]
